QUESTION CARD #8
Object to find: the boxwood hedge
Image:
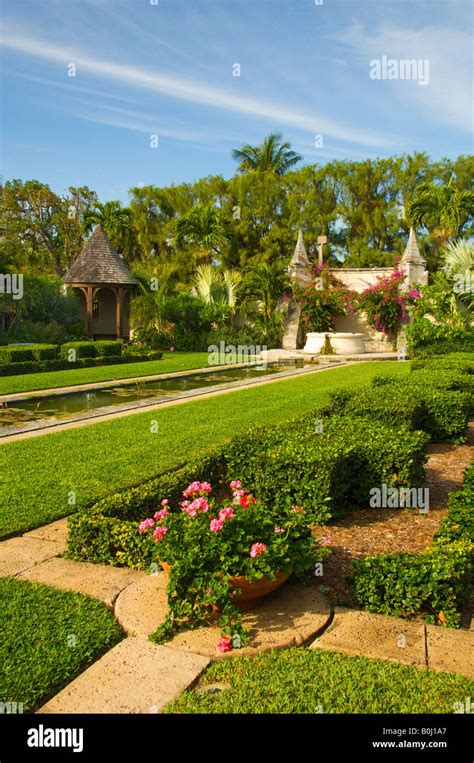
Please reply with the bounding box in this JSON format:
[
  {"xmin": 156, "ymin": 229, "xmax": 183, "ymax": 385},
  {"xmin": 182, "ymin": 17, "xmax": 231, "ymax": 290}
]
[{"xmin": 353, "ymin": 461, "xmax": 474, "ymax": 627}]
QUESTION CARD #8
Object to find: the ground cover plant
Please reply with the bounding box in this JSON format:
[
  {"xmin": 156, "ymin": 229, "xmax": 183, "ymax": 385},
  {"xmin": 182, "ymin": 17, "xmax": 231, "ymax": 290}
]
[
  {"xmin": 164, "ymin": 647, "xmax": 474, "ymax": 714},
  {"xmin": 0, "ymin": 362, "xmax": 409, "ymax": 538},
  {"xmin": 0, "ymin": 577, "xmax": 123, "ymax": 712}
]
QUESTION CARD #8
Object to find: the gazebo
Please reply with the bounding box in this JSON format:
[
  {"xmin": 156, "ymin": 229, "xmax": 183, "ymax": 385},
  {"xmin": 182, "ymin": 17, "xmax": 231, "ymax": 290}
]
[{"xmin": 63, "ymin": 224, "xmax": 137, "ymax": 340}]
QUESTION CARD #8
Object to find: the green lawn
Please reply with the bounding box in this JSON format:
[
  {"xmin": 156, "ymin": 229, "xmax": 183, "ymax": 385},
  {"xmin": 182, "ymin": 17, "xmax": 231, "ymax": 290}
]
[
  {"xmin": 165, "ymin": 647, "xmax": 474, "ymax": 714},
  {"xmin": 0, "ymin": 361, "xmax": 409, "ymax": 538},
  {"xmin": 0, "ymin": 577, "xmax": 123, "ymax": 712},
  {"xmin": 0, "ymin": 351, "xmax": 213, "ymax": 395}
]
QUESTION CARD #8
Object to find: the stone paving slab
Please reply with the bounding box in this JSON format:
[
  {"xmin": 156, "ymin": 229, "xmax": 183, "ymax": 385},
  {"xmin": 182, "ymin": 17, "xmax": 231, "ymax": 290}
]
[
  {"xmin": 311, "ymin": 608, "xmax": 427, "ymax": 668},
  {"xmin": 18, "ymin": 557, "xmax": 145, "ymax": 608},
  {"xmin": 23, "ymin": 518, "xmax": 69, "ymax": 546},
  {"xmin": 38, "ymin": 637, "xmax": 209, "ymax": 714},
  {"xmin": 0, "ymin": 537, "xmax": 64, "ymax": 577},
  {"xmin": 115, "ymin": 575, "xmax": 331, "ymax": 658},
  {"xmin": 426, "ymin": 625, "xmax": 474, "ymax": 678}
]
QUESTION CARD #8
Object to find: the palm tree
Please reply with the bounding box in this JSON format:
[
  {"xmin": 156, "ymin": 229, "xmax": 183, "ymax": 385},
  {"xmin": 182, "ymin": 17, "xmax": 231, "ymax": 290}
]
[
  {"xmin": 441, "ymin": 239, "xmax": 473, "ymax": 319},
  {"xmin": 193, "ymin": 265, "xmax": 242, "ymax": 308},
  {"xmin": 407, "ymin": 176, "xmax": 474, "ymax": 248},
  {"xmin": 241, "ymin": 261, "xmax": 290, "ymax": 325},
  {"xmin": 176, "ymin": 205, "xmax": 229, "ymax": 264},
  {"xmin": 232, "ymin": 133, "xmax": 302, "ymax": 176},
  {"xmin": 129, "ymin": 262, "xmax": 178, "ymax": 334},
  {"xmin": 83, "ymin": 201, "xmax": 135, "ymax": 260}
]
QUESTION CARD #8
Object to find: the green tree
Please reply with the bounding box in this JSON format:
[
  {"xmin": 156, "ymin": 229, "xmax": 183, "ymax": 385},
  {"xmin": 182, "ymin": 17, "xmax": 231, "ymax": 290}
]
[
  {"xmin": 83, "ymin": 201, "xmax": 136, "ymax": 264},
  {"xmin": 232, "ymin": 133, "xmax": 302, "ymax": 176},
  {"xmin": 176, "ymin": 205, "xmax": 230, "ymax": 265},
  {"xmin": 0, "ymin": 180, "xmax": 97, "ymax": 275},
  {"xmin": 407, "ymin": 176, "xmax": 474, "ymax": 250}
]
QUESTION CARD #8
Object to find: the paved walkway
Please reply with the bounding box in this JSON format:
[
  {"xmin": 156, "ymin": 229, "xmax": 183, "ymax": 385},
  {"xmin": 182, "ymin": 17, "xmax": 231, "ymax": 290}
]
[{"xmin": 1, "ymin": 507, "xmax": 472, "ymax": 713}]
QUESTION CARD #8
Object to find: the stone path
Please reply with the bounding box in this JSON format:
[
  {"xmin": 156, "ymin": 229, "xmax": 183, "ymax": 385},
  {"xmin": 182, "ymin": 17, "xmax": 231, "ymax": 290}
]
[
  {"xmin": 310, "ymin": 608, "xmax": 474, "ymax": 678},
  {"xmin": 1, "ymin": 505, "xmax": 473, "ymax": 713},
  {"xmin": 38, "ymin": 638, "xmax": 209, "ymax": 714}
]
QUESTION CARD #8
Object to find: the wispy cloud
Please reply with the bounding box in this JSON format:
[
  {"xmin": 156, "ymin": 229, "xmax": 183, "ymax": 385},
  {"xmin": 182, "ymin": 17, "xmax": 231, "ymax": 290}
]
[
  {"xmin": 1, "ymin": 27, "xmax": 396, "ymax": 149},
  {"xmin": 335, "ymin": 22, "xmax": 473, "ymax": 133}
]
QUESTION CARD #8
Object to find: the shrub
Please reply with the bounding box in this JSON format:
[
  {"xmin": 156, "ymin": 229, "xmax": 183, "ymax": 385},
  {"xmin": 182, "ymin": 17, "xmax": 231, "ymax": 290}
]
[
  {"xmin": 410, "ymin": 352, "xmax": 474, "ymax": 374},
  {"xmin": 435, "ymin": 462, "xmax": 474, "ymax": 545},
  {"xmin": 406, "ymin": 318, "xmax": 474, "ymax": 358},
  {"xmin": 31, "ymin": 344, "xmax": 59, "ymax": 361},
  {"xmin": 352, "ymin": 539, "xmax": 473, "ymax": 628},
  {"xmin": 327, "ymin": 382, "xmax": 471, "ymax": 443},
  {"xmin": 0, "ymin": 346, "xmax": 34, "ymax": 362},
  {"xmin": 60, "ymin": 341, "xmax": 97, "ymax": 359},
  {"xmin": 93, "ymin": 341, "xmax": 123, "ymax": 357}
]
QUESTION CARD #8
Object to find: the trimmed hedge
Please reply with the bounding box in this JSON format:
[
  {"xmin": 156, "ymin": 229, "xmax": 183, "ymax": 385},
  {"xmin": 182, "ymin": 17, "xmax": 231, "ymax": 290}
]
[
  {"xmin": 352, "ymin": 538, "xmax": 472, "ymax": 627},
  {"xmin": 325, "ymin": 379, "xmax": 472, "ymax": 443},
  {"xmin": 353, "ymin": 461, "xmax": 474, "ymax": 627},
  {"xmin": 0, "ymin": 352, "xmax": 162, "ymax": 377},
  {"xmin": 60, "ymin": 340, "xmax": 122, "ymax": 359},
  {"xmin": 220, "ymin": 413, "xmax": 427, "ymax": 521},
  {"xmin": 67, "ymin": 411, "xmax": 428, "ymax": 567},
  {"xmin": 67, "ymin": 454, "xmax": 223, "ymax": 568}
]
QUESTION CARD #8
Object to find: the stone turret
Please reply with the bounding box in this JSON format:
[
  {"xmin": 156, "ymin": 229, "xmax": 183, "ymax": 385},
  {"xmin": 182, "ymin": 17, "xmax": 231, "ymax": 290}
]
[
  {"xmin": 282, "ymin": 230, "xmax": 312, "ymax": 349},
  {"xmin": 400, "ymin": 227, "xmax": 428, "ymax": 290}
]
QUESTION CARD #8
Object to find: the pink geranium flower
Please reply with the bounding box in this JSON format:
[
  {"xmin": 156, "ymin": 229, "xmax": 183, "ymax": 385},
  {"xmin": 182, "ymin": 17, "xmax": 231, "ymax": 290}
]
[
  {"xmin": 152, "ymin": 525, "xmax": 168, "ymax": 542},
  {"xmin": 250, "ymin": 542, "xmax": 267, "ymax": 558},
  {"xmin": 217, "ymin": 636, "xmax": 233, "ymax": 653},
  {"xmin": 183, "ymin": 481, "xmax": 212, "ymax": 498},
  {"xmin": 154, "ymin": 508, "xmax": 169, "ymax": 521},
  {"xmin": 138, "ymin": 518, "xmax": 155, "ymax": 535},
  {"xmin": 161, "ymin": 499, "xmax": 169, "ymax": 506},
  {"xmin": 274, "ymin": 526, "xmax": 284, "ymax": 534},
  {"xmin": 219, "ymin": 506, "xmax": 235, "ymax": 521},
  {"xmin": 210, "ymin": 518, "xmax": 224, "ymax": 533},
  {"xmin": 229, "ymin": 480, "xmax": 242, "ymax": 490}
]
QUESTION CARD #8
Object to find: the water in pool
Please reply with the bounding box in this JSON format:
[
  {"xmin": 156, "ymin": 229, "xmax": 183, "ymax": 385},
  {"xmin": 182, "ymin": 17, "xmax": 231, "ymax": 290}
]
[{"xmin": 0, "ymin": 362, "xmax": 305, "ymax": 429}]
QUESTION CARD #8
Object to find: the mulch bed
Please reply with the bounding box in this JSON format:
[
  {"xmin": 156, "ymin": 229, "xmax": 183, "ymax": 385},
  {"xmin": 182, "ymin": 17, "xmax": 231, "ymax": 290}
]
[{"xmin": 312, "ymin": 423, "xmax": 474, "ymax": 610}]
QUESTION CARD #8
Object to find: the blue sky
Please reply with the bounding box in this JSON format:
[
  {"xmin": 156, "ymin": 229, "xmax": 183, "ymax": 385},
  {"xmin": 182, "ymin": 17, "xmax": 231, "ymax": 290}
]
[{"xmin": 1, "ymin": 0, "xmax": 472, "ymax": 203}]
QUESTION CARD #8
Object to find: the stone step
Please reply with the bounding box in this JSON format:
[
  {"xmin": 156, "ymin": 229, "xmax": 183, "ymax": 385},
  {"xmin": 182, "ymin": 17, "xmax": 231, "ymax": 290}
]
[
  {"xmin": 0, "ymin": 537, "xmax": 64, "ymax": 577},
  {"xmin": 18, "ymin": 557, "xmax": 145, "ymax": 608},
  {"xmin": 114, "ymin": 575, "xmax": 331, "ymax": 658},
  {"xmin": 38, "ymin": 637, "xmax": 210, "ymax": 714}
]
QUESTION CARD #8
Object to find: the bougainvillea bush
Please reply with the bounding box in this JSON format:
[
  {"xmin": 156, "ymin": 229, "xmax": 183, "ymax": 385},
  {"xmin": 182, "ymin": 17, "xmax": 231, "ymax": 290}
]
[
  {"xmin": 357, "ymin": 268, "xmax": 416, "ymax": 334},
  {"xmin": 139, "ymin": 480, "xmax": 329, "ymax": 652}
]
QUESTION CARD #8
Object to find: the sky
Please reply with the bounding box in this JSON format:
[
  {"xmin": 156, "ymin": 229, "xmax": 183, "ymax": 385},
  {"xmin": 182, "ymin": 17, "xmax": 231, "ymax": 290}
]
[{"xmin": 1, "ymin": 0, "xmax": 472, "ymax": 203}]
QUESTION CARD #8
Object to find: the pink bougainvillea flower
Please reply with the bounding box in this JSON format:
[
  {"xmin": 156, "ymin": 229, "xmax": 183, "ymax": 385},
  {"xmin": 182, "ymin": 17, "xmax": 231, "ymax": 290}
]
[
  {"xmin": 205, "ymin": 588, "xmax": 212, "ymax": 595},
  {"xmin": 154, "ymin": 508, "xmax": 169, "ymax": 521},
  {"xmin": 152, "ymin": 525, "xmax": 168, "ymax": 542},
  {"xmin": 138, "ymin": 518, "xmax": 155, "ymax": 535},
  {"xmin": 250, "ymin": 542, "xmax": 268, "ymax": 558},
  {"xmin": 217, "ymin": 636, "xmax": 233, "ymax": 653},
  {"xmin": 229, "ymin": 480, "xmax": 242, "ymax": 490},
  {"xmin": 409, "ymin": 290, "xmax": 421, "ymax": 299},
  {"xmin": 274, "ymin": 526, "xmax": 284, "ymax": 534},
  {"xmin": 210, "ymin": 518, "xmax": 224, "ymax": 533},
  {"xmin": 219, "ymin": 506, "xmax": 235, "ymax": 521},
  {"xmin": 320, "ymin": 534, "xmax": 332, "ymax": 546}
]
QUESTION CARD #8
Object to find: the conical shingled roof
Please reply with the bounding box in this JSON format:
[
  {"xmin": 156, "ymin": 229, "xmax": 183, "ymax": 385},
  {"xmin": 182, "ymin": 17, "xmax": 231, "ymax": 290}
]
[
  {"xmin": 63, "ymin": 225, "xmax": 137, "ymax": 285},
  {"xmin": 401, "ymin": 227, "xmax": 425, "ymax": 265}
]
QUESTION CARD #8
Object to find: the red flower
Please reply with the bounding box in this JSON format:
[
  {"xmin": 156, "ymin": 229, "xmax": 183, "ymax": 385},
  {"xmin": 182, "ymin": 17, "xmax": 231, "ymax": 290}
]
[{"xmin": 240, "ymin": 494, "xmax": 256, "ymax": 508}]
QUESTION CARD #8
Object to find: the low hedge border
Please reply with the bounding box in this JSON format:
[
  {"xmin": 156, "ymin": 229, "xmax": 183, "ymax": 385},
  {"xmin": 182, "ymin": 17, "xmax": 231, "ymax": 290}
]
[
  {"xmin": 0, "ymin": 352, "xmax": 162, "ymax": 377},
  {"xmin": 352, "ymin": 461, "xmax": 474, "ymax": 628},
  {"xmin": 66, "ymin": 410, "xmax": 428, "ymax": 568}
]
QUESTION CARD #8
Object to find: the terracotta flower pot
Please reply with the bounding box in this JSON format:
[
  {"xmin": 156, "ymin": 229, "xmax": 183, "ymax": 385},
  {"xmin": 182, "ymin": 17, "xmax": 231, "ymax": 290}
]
[
  {"xmin": 158, "ymin": 561, "xmax": 290, "ymax": 611},
  {"xmin": 227, "ymin": 571, "xmax": 291, "ymax": 611}
]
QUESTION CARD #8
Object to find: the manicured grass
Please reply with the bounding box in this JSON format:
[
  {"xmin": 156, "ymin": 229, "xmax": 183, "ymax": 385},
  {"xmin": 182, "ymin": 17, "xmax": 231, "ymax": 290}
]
[
  {"xmin": 165, "ymin": 647, "xmax": 474, "ymax": 714},
  {"xmin": 0, "ymin": 361, "xmax": 409, "ymax": 537},
  {"xmin": 0, "ymin": 352, "xmax": 212, "ymax": 395},
  {"xmin": 0, "ymin": 577, "xmax": 123, "ymax": 712}
]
